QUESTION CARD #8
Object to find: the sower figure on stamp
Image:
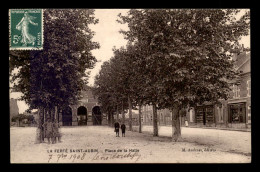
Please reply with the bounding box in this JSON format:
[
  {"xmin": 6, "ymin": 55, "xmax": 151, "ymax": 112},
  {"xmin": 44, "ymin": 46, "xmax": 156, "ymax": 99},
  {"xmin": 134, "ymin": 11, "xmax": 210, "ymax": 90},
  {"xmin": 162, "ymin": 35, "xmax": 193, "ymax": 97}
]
[
  {"xmin": 52, "ymin": 119, "xmax": 61, "ymax": 143},
  {"xmin": 16, "ymin": 12, "xmax": 38, "ymax": 46},
  {"xmin": 42, "ymin": 118, "xmax": 53, "ymax": 144},
  {"xmin": 114, "ymin": 120, "xmax": 120, "ymax": 137},
  {"xmin": 121, "ymin": 123, "xmax": 126, "ymax": 137}
]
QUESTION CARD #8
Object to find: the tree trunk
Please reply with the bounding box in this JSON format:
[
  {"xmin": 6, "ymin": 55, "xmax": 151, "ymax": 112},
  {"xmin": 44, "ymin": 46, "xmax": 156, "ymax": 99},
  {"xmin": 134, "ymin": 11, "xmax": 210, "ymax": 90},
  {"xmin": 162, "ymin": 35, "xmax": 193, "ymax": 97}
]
[
  {"xmin": 122, "ymin": 101, "xmax": 125, "ymax": 124},
  {"xmin": 43, "ymin": 108, "xmax": 46, "ymax": 140},
  {"xmin": 128, "ymin": 95, "xmax": 132, "ymax": 131},
  {"xmin": 36, "ymin": 108, "xmax": 44, "ymax": 143},
  {"xmin": 152, "ymin": 104, "xmax": 158, "ymax": 136},
  {"xmin": 111, "ymin": 112, "xmax": 114, "ymax": 126},
  {"xmin": 108, "ymin": 112, "xmax": 111, "ymax": 126},
  {"xmin": 138, "ymin": 104, "xmax": 142, "ymax": 133},
  {"xmin": 50, "ymin": 107, "xmax": 55, "ymax": 122},
  {"xmin": 55, "ymin": 106, "xmax": 58, "ymax": 120},
  {"xmin": 109, "ymin": 110, "xmax": 113, "ymax": 127},
  {"xmin": 172, "ymin": 106, "xmax": 182, "ymax": 142},
  {"xmin": 43, "ymin": 108, "xmax": 45, "ymax": 122},
  {"xmin": 116, "ymin": 105, "xmax": 119, "ymax": 121}
]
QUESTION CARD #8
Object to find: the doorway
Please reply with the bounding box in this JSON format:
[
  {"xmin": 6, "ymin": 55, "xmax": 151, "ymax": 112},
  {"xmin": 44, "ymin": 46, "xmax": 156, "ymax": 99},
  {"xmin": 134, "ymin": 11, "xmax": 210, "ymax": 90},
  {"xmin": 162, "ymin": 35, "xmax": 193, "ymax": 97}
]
[
  {"xmin": 62, "ymin": 106, "xmax": 72, "ymax": 126},
  {"xmin": 77, "ymin": 106, "xmax": 87, "ymax": 125},
  {"xmin": 92, "ymin": 106, "xmax": 102, "ymax": 125}
]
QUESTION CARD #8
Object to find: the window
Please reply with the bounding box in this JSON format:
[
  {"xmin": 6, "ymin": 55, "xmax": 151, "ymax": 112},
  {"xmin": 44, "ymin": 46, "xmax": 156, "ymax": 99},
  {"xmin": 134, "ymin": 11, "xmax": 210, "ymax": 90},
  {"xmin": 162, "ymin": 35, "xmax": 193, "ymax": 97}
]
[
  {"xmin": 189, "ymin": 108, "xmax": 194, "ymax": 122},
  {"xmin": 229, "ymin": 103, "xmax": 246, "ymax": 123},
  {"xmin": 247, "ymin": 80, "xmax": 251, "ymax": 97},
  {"xmin": 233, "ymin": 85, "xmax": 240, "ymax": 98},
  {"xmin": 248, "ymin": 105, "xmax": 251, "ymax": 123}
]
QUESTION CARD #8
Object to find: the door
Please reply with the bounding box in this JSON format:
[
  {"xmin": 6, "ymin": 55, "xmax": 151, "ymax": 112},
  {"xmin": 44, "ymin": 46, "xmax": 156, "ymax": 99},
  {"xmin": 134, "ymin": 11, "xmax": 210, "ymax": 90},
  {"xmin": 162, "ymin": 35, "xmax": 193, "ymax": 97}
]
[{"xmin": 196, "ymin": 106, "xmax": 205, "ymax": 124}]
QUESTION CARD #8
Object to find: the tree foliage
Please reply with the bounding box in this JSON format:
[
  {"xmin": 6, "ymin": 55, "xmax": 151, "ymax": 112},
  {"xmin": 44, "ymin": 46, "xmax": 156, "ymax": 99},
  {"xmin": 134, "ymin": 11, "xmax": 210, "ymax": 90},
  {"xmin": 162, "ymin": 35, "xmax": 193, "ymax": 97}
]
[
  {"xmin": 93, "ymin": 46, "xmax": 136, "ymax": 127},
  {"xmin": 94, "ymin": 9, "xmax": 250, "ymax": 139},
  {"xmin": 118, "ymin": 9, "xmax": 250, "ymax": 109},
  {"xmin": 9, "ymin": 9, "xmax": 99, "ymax": 111}
]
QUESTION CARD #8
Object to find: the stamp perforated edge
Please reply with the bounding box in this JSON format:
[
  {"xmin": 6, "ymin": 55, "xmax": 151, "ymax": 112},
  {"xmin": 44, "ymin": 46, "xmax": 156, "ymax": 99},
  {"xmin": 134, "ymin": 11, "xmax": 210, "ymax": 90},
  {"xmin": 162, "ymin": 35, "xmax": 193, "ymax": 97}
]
[{"xmin": 9, "ymin": 9, "xmax": 44, "ymax": 51}]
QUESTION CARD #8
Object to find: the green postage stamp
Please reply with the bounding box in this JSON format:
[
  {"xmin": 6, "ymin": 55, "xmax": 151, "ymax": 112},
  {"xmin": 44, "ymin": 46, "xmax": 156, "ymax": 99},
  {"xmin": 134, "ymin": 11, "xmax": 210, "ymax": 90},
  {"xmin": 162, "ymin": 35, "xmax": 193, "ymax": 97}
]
[{"xmin": 9, "ymin": 9, "xmax": 43, "ymax": 50}]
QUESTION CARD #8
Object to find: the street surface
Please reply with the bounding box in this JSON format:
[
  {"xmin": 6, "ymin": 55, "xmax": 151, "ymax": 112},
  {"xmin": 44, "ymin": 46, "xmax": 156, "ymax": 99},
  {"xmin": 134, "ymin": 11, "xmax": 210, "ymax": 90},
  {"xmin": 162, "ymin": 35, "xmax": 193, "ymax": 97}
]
[
  {"xmin": 133, "ymin": 125, "xmax": 251, "ymax": 155},
  {"xmin": 10, "ymin": 126, "xmax": 251, "ymax": 163}
]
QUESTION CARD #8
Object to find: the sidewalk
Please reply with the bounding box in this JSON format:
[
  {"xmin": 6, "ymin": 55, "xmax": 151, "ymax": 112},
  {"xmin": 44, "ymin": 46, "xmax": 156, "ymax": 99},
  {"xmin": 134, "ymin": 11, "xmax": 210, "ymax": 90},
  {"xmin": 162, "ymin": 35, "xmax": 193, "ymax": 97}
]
[
  {"xmin": 135, "ymin": 124, "xmax": 251, "ymax": 132},
  {"xmin": 132, "ymin": 125, "xmax": 251, "ymax": 155},
  {"xmin": 184, "ymin": 125, "xmax": 251, "ymax": 132}
]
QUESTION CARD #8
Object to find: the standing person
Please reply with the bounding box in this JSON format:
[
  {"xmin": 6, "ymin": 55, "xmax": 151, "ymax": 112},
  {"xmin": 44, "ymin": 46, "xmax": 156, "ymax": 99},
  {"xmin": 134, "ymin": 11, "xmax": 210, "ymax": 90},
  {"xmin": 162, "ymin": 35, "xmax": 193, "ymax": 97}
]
[
  {"xmin": 121, "ymin": 123, "xmax": 126, "ymax": 137},
  {"xmin": 42, "ymin": 119, "xmax": 53, "ymax": 144},
  {"xmin": 53, "ymin": 119, "xmax": 61, "ymax": 143},
  {"xmin": 185, "ymin": 116, "xmax": 189, "ymax": 127},
  {"xmin": 114, "ymin": 121, "xmax": 120, "ymax": 137}
]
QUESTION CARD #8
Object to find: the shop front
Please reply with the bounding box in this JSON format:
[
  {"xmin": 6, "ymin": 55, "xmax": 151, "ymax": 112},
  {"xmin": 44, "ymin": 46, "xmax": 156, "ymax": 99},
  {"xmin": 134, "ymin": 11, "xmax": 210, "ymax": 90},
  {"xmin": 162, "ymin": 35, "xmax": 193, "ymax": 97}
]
[
  {"xmin": 227, "ymin": 102, "xmax": 247, "ymax": 128},
  {"xmin": 195, "ymin": 105, "xmax": 214, "ymax": 127}
]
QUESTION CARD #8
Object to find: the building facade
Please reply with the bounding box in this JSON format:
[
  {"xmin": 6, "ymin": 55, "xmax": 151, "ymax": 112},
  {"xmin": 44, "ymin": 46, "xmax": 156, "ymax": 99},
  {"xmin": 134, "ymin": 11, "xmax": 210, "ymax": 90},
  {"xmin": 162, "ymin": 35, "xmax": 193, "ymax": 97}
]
[
  {"xmin": 185, "ymin": 50, "xmax": 251, "ymax": 129},
  {"xmin": 141, "ymin": 105, "xmax": 172, "ymax": 126},
  {"xmin": 226, "ymin": 50, "xmax": 251, "ymax": 128},
  {"xmin": 57, "ymin": 86, "xmax": 107, "ymax": 126},
  {"xmin": 140, "ymin": 50, "xmax": 251, "ymax": 129}
]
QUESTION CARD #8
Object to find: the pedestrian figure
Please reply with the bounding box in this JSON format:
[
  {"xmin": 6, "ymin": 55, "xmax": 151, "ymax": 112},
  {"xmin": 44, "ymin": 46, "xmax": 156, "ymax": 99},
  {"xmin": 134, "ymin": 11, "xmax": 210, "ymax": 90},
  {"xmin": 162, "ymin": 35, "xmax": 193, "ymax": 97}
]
[
  {"xmin": 184, "ymin": 116, "xmax": 189, "ymax": 127},
  {"xmin": 121, "ymin": 123, "xmax": 126, "ymax": 137},
  {"xmin": 42, "ymin": 119, "xmax": 53, "ymax": 144},
  {"xmin": 114, "ymin": 121, "xmax": 120, "ymax": 137},
  {"xmin": 53, "ymin": 119, "xmax": 61, "ymax": 143}
]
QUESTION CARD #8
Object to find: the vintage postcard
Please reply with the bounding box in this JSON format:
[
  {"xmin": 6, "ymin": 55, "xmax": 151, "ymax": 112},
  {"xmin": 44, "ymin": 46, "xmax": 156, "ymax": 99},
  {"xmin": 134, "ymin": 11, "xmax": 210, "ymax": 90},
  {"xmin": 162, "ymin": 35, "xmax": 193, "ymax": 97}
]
[{"xmin": 9, "ymin": 9, "xmax": 251, "ymax": 163}]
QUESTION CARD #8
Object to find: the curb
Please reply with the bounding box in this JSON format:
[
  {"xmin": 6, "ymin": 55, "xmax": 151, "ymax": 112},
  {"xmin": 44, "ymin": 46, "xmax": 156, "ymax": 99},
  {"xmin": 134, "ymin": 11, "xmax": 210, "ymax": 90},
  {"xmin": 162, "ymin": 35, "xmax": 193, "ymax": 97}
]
[
  {"xmin": 182, "ymin": 126, "xmax": 251, "ymax": 132},
  {"xmin": 132, "ymin": 125, "xmax": 251, "ymax": 132}
]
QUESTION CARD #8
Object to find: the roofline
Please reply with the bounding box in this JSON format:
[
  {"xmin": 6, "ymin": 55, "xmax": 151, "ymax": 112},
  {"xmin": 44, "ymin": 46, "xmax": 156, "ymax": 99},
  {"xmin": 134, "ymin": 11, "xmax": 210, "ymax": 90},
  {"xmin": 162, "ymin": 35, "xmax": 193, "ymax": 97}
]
[{"xmin": 237, "ymin": 57, "xmax": 250, "ymax": 70}]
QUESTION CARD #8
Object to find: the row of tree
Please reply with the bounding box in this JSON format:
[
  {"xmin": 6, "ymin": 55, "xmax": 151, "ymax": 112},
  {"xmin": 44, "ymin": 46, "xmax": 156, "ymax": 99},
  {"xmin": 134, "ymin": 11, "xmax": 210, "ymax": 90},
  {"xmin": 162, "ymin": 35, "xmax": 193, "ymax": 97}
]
[
  {"xmin": 93, "ymin": 9, "xmax": 250, "ymax": 141},
  {"xmin": 9, "ymin": 9, "xmax": 99, "ymax": 142},
  {"xmin": 11, "ymin": 114, "xmax": 35, "ymax": 127}
]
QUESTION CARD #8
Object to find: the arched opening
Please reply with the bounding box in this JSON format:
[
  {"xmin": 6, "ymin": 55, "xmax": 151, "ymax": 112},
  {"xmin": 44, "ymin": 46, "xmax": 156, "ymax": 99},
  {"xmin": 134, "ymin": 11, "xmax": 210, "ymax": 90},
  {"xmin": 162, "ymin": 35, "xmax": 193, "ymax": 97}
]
[
  {"xmin": 77, "ymin": 106, "xmax": 87, "ymax": 125},
  {"xmin": 92, "ymin": 106, "xmax": 102, "ymax": 125},
  {"xmin": 62, "ymin": 106, "xmax": 72, "ymax": 126}
]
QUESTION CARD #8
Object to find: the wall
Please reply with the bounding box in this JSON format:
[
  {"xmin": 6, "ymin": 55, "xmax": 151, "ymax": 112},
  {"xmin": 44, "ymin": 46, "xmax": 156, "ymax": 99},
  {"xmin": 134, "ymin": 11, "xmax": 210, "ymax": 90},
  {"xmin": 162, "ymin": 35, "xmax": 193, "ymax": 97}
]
[
  {"xmin": 10, "ymin": 98, "xmax": 19, "ymax": 123},
  {"xmin": 70, "ymin": 88, "xmax": 101, "ymax": 126}
]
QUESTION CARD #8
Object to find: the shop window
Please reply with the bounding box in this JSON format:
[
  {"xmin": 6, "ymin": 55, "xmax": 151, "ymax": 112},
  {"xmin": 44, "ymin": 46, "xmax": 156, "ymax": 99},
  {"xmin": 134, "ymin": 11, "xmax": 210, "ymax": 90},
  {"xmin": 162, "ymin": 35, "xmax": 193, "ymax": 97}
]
[
  {"xmin": 195, "ymin": 106, "xmax": 214, "ymax": 124},
  {"xmin": 247, "ymin": 80, "xmax": 251, "ymax": 97},
  {"xmin": 205, "ymin": 106, "xmax": 214, "ymax": 123},
  {"xmin": 229, "ymin": 103, "xmax": 246, "ymax": 123},
  {"xmin": 196, "ymin": 106, "xmax": 204, "ymax": 124}
]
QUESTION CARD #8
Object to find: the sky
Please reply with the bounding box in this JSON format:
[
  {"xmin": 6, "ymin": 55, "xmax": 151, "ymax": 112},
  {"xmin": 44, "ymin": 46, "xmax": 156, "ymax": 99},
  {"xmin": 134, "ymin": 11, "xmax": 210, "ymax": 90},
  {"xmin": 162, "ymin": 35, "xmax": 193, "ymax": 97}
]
[
  {"xmin": 87, "ymin": 9, "xmax": 129, "ymax": 86},
  {"xmin": 10, "ymin": 9, "xmax": 250, "ymax": 114}
]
